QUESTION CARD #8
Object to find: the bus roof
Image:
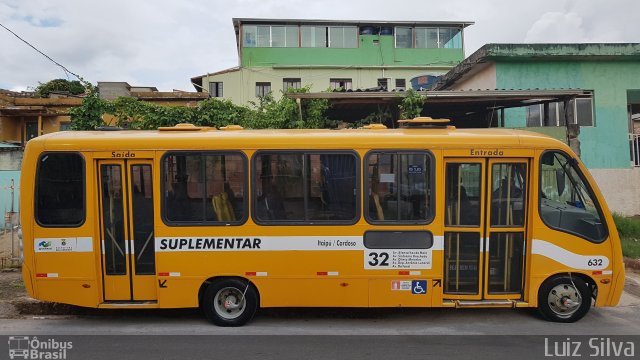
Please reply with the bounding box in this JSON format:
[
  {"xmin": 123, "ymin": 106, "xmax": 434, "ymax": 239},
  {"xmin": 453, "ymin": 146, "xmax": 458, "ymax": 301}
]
[{"xmin": 29, "ymin": 127, "xmax": 568, "ymax": 152}]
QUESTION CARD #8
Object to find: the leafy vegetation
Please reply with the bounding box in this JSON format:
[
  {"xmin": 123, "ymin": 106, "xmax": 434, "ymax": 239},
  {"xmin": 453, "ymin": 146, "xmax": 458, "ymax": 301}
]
[
  {"xmin": 69, "ymin": 87, "xmax": 333, "ymax": 130},
  {"xmin": 622, "ymin": 238, "xmax": 640, "ymax": 259},
  {"xmin": 356, "ymin": 105, "xmax": 394, "ymax": 128},
  {"xmin": 398, "ymin": 89, "xmax": 426, "ymax": 120},
  {"xmin": 612, "ymin": 213, "xmax": 640, "ymax": 259},
  {"xmin": 68, "ymin": 92, "xmax": 113, "ymax": 130},
  {"xmin": 69, "ymin": 84, "xmax": 428, "ymax": 131},
  {"xmin": 34, "ymin": 79, "xmax": 87, "ymax": 98}
]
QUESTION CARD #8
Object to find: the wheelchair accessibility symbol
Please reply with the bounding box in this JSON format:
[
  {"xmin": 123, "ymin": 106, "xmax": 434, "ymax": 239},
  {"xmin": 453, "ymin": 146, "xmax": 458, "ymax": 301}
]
[{"xmin": 411, "ymin": 280, "xmax": 427, "ymax": 295}]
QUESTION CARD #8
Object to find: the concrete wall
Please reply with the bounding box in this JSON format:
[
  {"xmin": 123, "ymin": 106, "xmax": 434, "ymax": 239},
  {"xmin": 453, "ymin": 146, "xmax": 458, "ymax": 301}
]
[
  {"xmin": 98, "ymin": 82, "xmax": 131, "ymax": 100},
  {"xmin": 512, "ymin": 126, "xmax": 567, "ymax": 142},
  {"xmin": 497, "ymin": 60, "xmax": 640, "ymax": 169},
  {"xmin": 0, "ymin": 117, "xmax": 20, "ymax": 142},
  {"xmin": 0, "ymin": 115, "xmax": 69, "ymax": 143},
  {"xmin": 449, "ymin": 63, "xmax": 496, "ymax": 90},
  {"xmin": 42, "ymin": 116, "xmax": 69, "ymax": 134},
  {"xmin": 590, "ymin": 168, "xmax": 640, "ymax": 216},
  {"xmin": 205, "ymin": 67, "xmax": 450, "ymax": 105},
  {"xmin": 242, "ymin": 34, "xmax": 464, "ymax": 67},
  {"xmin": 0, "ymin": 171, "xmax": 20, "ymax": 227},
  {"xmin": 0, "ymin": 151, "xmax": 22, "ymax": 170}
]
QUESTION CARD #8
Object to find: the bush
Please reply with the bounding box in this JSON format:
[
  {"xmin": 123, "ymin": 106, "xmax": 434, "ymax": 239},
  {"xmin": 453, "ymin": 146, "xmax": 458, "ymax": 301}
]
[
  {"xmin": 69, "ymin": 85, "xmax": 334, "ymax": 130},
  {"xmin": 398, "ymin": 89, "xmax": 426, "ymax": 120},
  {"xmin": 612, "ymin": 213, "xmax": 640, "ymax": 238},
  {"xmin": 612, "ymin": 213, "xmax": 640, "ymax": 258}
]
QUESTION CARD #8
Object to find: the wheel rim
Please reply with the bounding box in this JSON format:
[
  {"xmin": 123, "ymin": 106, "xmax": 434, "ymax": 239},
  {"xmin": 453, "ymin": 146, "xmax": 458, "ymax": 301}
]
[
  {"xmin": 547, "ymin": 283, "xmax": 581, "ymax": 318},
  {"xmin": 213, "ymin": 287, "xmax": 246, "ymax": 320}
]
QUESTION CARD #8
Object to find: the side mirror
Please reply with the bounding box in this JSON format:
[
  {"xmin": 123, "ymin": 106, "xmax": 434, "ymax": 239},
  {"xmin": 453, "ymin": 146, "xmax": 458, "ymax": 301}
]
[{"xmin": 555, "ymin": 168, "xmax": 566, "ymax": 196}]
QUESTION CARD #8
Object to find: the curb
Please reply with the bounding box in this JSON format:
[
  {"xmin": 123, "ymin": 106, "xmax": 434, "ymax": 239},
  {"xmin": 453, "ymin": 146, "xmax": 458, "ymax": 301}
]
[{"xmin": 10, "ymin": 297, "xmax": 82, "ymax": 316}]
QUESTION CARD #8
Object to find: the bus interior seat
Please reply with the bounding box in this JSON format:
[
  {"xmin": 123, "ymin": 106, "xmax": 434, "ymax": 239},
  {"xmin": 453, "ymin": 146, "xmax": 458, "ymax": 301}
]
[
  {"xmin": 212, "ymin": 192, "xmax": 235, "ymax": 222},
  {"xmin": 371, "ymin": 193, "xmax": 385, "ymax": 220},
  {"xmin": 261, "ymin": 194, "xmax": 287, "ymax": 220}
]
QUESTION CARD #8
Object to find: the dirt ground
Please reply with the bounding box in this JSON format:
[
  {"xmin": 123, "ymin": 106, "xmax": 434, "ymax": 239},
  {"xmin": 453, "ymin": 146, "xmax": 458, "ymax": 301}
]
[
  {"xmin": 0, "ymin": 269, "xmax": 23, "ymax": 318},
  {"xmin": 0, "ymin": 229, "xmax": 19, "ymax": 259}
]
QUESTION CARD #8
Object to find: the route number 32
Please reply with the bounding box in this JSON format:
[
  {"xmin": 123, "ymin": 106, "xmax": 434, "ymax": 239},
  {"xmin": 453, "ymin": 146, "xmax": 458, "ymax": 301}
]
[{"xmin": 368, "ymin": 252, "xmax": 390, "ymax": 267}]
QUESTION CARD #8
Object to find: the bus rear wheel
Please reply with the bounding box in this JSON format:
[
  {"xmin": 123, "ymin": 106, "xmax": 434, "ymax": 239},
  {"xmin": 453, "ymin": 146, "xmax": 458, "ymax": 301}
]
[
  {"xmin": 537, "ymin": 275, "xmax": 591, "ymax": 323},
  {"xmin": 201, "ymin": 278, "xmax": 258, "ymax": 327}
]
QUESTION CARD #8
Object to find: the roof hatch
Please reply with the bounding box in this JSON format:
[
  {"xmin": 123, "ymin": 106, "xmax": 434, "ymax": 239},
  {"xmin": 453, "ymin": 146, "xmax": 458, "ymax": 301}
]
[
  {"xmin": 398, "ymin": 117, "xmax": 454, "ymax": 129},
  {"xmin": 158, "ymin": 123, "xmax": 211, "ymax": 131}
]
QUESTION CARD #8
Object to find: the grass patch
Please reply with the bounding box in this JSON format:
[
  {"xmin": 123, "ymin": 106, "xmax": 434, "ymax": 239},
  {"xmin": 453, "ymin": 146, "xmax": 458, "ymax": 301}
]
[
  {"xmin": 621, "ymin": 237, "xmax": 640, "ymax": 259},
  {"xmin": 612, "ymin": 213, "xmax": 640, "ymax": 238},
  {"xmin": 613, "ymin": 213, "xmax": 640, "ymax": 259}
]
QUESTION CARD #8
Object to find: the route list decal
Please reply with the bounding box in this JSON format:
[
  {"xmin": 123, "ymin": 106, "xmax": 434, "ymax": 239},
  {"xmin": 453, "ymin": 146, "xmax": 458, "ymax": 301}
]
[{"xmin": 364, "ymin": 249, "xmax": 432, "ymax": 269}]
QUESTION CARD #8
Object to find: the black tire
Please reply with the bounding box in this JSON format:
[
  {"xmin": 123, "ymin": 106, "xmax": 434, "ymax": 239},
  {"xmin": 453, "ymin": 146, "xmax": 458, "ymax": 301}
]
[
  {"xmin": 201, "ymin": 278, "xmax": 258, "ymax": 327},
  {"xmin": 537, "ymin": 275, "xmax": 591, "ymax": 323}
]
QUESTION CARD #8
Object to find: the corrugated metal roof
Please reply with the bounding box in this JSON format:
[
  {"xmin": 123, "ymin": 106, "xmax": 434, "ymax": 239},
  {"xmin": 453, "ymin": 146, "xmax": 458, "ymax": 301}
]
[{"xmin": 286, "ymin": 89, "xmax": 590, "ymax": 100}]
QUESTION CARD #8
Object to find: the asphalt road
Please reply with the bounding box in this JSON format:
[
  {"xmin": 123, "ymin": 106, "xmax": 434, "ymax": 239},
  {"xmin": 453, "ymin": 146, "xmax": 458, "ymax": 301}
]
[
  {"xmin": 1, "ymin": 303, "xmax": 639, "ymax": 359},
  {"xmin": 1, "ymin": 303, "xmax": 640, "ymax": 336},
  {"xmin": 2, "ymin": 274, "xmax": 640, "ymax": 359}
]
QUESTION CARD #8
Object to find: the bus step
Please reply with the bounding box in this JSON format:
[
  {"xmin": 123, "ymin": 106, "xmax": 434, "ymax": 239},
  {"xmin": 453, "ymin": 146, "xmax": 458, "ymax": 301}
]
[
  {"xmin": 453, "ymin": 300, "xmax": 516, "ymax": 308},
  {"xmin": 98, "ymin": 301, "xmax": 158, "ymax": 309}
]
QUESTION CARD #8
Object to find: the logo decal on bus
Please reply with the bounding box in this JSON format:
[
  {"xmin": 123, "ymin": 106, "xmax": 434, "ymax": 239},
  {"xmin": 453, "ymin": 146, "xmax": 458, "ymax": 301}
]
[
  {"xmin": 37, "ymin": 241, "xmax": 51, "ymax": 249},
  {"xmin": 34, "ymin": 237, "xmax": 91, "ymax": 253}
]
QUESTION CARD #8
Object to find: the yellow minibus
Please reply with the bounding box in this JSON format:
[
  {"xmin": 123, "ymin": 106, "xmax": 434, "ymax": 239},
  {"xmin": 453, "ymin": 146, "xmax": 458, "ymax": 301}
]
[{"xmin": 20, "ymin": 118, "xmax": 624, "ymax": 326}]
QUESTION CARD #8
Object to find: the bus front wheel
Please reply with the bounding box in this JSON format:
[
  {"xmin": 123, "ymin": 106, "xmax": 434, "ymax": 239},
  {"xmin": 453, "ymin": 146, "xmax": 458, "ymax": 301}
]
[
  {"xmin": 201, "ymin": 278, "xmax": 258, "ymax": 326},
  {"xmin": 537, "ymin": 275, "xmax": 591, "ymax": 323}
]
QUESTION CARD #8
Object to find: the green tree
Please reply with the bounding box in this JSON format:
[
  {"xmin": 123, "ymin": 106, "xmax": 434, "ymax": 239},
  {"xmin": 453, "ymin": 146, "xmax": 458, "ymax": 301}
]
[{"xmin": 34, "ymin": 79, "xmax": 87, "ymax": 98}]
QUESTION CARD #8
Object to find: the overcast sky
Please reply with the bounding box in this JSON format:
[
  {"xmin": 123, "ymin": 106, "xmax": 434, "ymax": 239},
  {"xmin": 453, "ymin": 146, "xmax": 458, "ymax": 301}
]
[{"xmin": 1, "ymin": 0, "xmax": 639, "ymax": 92}]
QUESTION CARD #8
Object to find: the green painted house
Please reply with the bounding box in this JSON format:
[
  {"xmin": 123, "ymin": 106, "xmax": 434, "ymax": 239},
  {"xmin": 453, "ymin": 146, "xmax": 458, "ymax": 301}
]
[
  {"xmin": 435, "ymin": 43, "xmax": 640, "ymax": 215},
  {"xmin": 191, "ymin": 18, "xmax": 473, "ymax": 104}
]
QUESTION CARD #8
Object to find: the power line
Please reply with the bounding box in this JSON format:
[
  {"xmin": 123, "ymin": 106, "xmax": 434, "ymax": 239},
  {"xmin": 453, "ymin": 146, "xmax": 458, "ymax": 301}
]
[{"xmin": 0, "ymin": 21, "xmax": 84, "ymax": 82}]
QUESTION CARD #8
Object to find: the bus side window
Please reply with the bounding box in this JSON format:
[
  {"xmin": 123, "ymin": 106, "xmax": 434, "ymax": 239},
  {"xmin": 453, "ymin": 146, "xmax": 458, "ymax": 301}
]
[
  {"xmin": 35, "ymin": 152, "xmax": 85, "ymax": 227},
  {"xmin": 163, "ymin": 152, "xmax": 246, "ymax": 225},
  {"xmin": 255, "ymin": 153, "xmax": 305, "ymax": 221},
  {"xmin": 445, "ymin": 163, "xmax": 481, "ymax": 226},
  {"xmin": 539, "ymin": 151, "xmax": 607, "ymax": 242},
  {"xmin": 366, "ymin": 151, "xmax": 432, "ymax": 223},
  {"xmin": 254, "ymin": 152, "xmax": 358, "ymax": 223}
]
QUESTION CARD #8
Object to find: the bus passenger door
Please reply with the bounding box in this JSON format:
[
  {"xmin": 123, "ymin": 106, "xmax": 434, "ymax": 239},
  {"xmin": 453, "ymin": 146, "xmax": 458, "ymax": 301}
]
[
  {"xmin": 443, "ymin": 159, "xmax": 486, "ymax": 300},
  {"xmin": 442, "ymin": 157, "xmax": 529, "ymax": 302},
  {"xmin": 483, "ymin": 159, "xmax": 528, "ymax": 300},
  {"xmin": 98, "ymin": 159, "xmax": 157, "ymax": 302}
]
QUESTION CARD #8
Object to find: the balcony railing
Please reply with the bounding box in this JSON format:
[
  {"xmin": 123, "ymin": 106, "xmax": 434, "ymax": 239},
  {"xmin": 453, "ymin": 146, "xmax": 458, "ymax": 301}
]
[{"xmin": 631, "ymin": 133, "xmax": 640, "ymax": 167}]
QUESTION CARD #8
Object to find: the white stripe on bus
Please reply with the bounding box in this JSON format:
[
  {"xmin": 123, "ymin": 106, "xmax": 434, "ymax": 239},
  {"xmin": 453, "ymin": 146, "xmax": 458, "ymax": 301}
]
[
  {"xmin": 154, "ymin": 236, "xmax": 445, "ymax": 252},
  {"xmin": 531, "ymin": 239, "xmax": 609, "ymax": 270}
]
